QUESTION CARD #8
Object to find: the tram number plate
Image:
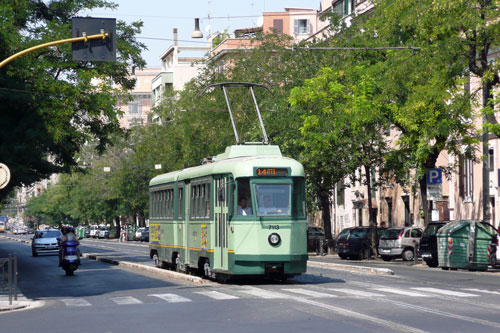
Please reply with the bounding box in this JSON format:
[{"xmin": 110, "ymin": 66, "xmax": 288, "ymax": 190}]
[
  {"xmin": 268, "ymin": 225, "xmax": 279, "ymax": 230},
  {"xmin": 255, "ymin": 168, "xmax": 288, "ymax": 177}
]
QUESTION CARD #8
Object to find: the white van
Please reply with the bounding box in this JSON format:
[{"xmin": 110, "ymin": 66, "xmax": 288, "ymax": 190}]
[{"xmin": 89, "ymin": 225, "xmax": 99, "ymax": 238}]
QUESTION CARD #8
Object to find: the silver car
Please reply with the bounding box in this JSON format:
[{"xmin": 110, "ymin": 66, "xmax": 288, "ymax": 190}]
[
  {"xmin": 378, "ymin": 227, "xmax": 423, "ymax": 261},
  {"xmin": 32, "ymin": 229, "xmax": 62, "ymax": 256}
]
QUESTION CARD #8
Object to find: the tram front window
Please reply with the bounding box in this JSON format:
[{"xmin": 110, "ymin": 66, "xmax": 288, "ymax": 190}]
[{"xmin": 255, "ymin": 184, "xmax": 291, "ymax": 216}]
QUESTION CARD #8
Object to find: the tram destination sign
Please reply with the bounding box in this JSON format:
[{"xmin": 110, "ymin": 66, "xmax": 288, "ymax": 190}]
[{"xmin": 254, "ymin": 167, "xmax": 289, "ymax": 177}]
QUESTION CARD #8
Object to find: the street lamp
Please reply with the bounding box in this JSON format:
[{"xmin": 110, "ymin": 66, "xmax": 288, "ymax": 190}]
[{"xmin": 192, "ymin": 18, "xmax": 203, "ymax": 38}]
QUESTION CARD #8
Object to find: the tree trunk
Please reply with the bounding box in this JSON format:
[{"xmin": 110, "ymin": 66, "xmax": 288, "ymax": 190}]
[
  {"xmin": 319, "ymin": 191, "xmax": 333, "ymax": 241},
  {"xmin": 419, "ymin": 176, "xmax": 429, "ymax": 225},
  {"xmin": 364, "ymin": 164, "xmax": 377, "ymax": 258}
]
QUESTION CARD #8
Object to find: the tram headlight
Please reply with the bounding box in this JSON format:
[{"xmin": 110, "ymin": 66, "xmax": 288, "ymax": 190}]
[{"xmin": 268, "ymin": 233, "xmax": 281, "ymax": 246}]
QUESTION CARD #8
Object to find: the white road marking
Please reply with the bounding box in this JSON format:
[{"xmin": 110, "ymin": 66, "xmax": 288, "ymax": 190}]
[
  {"xmin": 194, "ymin": 290, "xmax": 239, "ymax": 300},
  {"xmin": 329, "ymin": 288, "xmax": 384, "ymax": 297},
  {"xmin": 462, "ymin": 288, "xmax": 500, "ymax": 296},
  {"xmin": 149, "ymin": 293, "xmax": 191, "ymax": 303},
  {"xmin": 111, "ymin": 296, "xmax": 143, "ymax": 305},
  {"xmin": 282, "ymin": 288, "xmax": 336, "ymax": 298},
  {"xmin": 240, "ymin": 287, "xmax": 290, "ymax": 299},
  {"xmin": 411, "ymin": 287, "xmax": 479, "ymax": 297},
  {"xmin": 372, "ymin": 287, "xmax": 429, "ymax": 297},
  {"xmin": 60, "ymin": 298, "xmax": 91, "ymax": 307}
]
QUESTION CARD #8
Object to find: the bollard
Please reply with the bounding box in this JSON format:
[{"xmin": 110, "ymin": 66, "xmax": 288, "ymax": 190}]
[
  {"xmin": 8, "ymin": 254, "xmax": 12, "ymax": 305},
  {"xmin": 13, "ymin": 253, "xmax": 17, "ymax": 301},
  {"xmin": 320, "ymin": 239, "xmax": 324, "ymax": 256},
  {"xmin": 413, "ymin": 240, "xmax": 418, "ymax": 265}
]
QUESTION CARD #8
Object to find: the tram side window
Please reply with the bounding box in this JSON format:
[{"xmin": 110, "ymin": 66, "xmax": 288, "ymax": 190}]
[
  {"xmin": 177, "ymin": 187, "xmax": 184, "ymax": 220},
  {"xmin": 292, "ymin": 178, "xmax": 306, "ymax": 217},
  {"xmin": 166, "ymin": 188, "xmax": 174, "ymax": 220},
  {"xmin": 237, "ymin": 178, "xmax": 253, "ymax": 216},
  {"xmin": 190, "ymin": 182, "xmax": 211, "ymax": 219}
]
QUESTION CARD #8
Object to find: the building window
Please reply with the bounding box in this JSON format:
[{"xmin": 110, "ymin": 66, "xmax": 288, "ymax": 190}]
[
  {"xmin": 459, "ymin": 155, "xmax": 473, "ymax": 199},
  {"xmin": 128, "ymin": 102, "xmax": 142, "ymax": 115},
  {"xmin": 129, "ymin": 117, "xmax": 143, "ymax": 127},
  {"xmin": 273, "ymin": 19, "xmax": 283, "ymax": 34},
  {"xmin": 489, "ymin": 148, "xmax": 494, "ymax": 171},
  {"xmin": 294, "ymin": 19, "xmax": 310, "ymax": 35}
]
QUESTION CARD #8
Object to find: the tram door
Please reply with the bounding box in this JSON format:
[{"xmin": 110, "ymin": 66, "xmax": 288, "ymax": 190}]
[{"xmin": 214, "ymin": 176, "xmax": 230, "ymax": 271}]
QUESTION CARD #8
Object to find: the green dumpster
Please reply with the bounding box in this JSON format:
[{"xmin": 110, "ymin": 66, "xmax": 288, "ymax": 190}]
[
  {"xmin": 76, "ymin": 226, "xmax": 86, "ymax": 239},
  {"xmin": 126, "ymin": 224, "xmax": 137, "ymax": 241},
  {"xmin": 437, "ymin": 220, "xmax": 493, "ymax": 271}
]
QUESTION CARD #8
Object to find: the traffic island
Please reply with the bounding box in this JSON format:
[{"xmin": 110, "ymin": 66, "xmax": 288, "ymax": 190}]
[
  {"xmin": 307, "ymin": 260, "xmax": 394, "ymax": 275},
  {"xmin": 81, "ymin": 253, "xmax": 212, "ymax": 285}
]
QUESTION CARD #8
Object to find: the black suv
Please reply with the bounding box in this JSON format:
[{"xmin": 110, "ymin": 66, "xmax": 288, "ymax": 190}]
[
  {"xmin": 419, "ymin": 222, "xmax": 447, "ymax": 267},
  {"xmin": 335, "ymin": 227, "xmax": 386, "ymax": 260}
]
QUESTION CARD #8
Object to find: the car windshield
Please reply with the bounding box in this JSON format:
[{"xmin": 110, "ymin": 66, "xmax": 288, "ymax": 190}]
[
  {"xmin": 255, "ymin": 184, "xmax": 291, "ymax": 216},
  {"xmin": 423, "ymin": 224, "xmax": 445, "ymax": 237},
  {"xmin": 39, "ymin": 230, "xmax": 61, "ymax": 238},
  {"xmin": 381, "ymin": 228, "xmax": 403, "ymax": 240}
]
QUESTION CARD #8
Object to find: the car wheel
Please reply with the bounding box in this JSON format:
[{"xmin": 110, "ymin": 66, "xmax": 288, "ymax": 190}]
[
  {"xmin": 425, "ymin": 259, "xmax": 438, "ymax": 268},
  {"xmin": 402, "ymin": 248, "xmax": 414, "ymax": 261},
  {"xmin": 381, "ymin": 255, "xmax": 392, "ymax": 261},
  {"xmin": 338, "ymin": 254, "xmax": 348, "ymax": 260},
  {"xmin": 32, "ymin": 249, "xmax": 38, "ymax": 257}
]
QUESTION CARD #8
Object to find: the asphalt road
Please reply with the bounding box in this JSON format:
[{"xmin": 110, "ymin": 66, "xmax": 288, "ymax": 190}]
[{"xmin": 1, "ymin": 235, "xmax": 500, "ymax": 332}]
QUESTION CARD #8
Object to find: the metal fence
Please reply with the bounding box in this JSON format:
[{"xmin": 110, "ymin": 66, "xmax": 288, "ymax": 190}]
[{"xmin": 0, "ymin": 254, "xmax": 17, "ymax": 305}]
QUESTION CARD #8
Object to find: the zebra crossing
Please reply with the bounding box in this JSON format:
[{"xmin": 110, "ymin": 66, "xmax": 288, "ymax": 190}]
[{"xmin": 57, "ymin": 285, "xmax": 500, "ymax": 307}]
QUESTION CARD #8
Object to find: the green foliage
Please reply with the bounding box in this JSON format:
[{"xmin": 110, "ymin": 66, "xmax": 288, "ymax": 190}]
[{"xmin": 0, "ymin": 0, "xmax": 146, "ymax": 201}]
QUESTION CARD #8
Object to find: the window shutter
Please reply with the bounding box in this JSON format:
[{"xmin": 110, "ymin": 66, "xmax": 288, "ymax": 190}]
[
  {"xmin": 294, "ymin": 19, "xmax": 299, "ymax": 34},
  {"xmin": 458, "ymin": 156, "xmax": 464, "ymax": 197},
  {"xmin": 273, "ymin": 19, "xmax": 283, "ymax": 34},
  {"xmin": 306, "ymin": 19, "xmax": 310, "ymax": 34}
]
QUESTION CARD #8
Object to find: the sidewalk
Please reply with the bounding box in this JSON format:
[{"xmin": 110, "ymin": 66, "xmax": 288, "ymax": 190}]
[{"xmin": 0, "ymin": 293, "xmax": 43, "ymax": 313}]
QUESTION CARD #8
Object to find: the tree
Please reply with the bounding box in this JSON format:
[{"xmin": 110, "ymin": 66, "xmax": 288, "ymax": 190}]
[
  {"xmin": 290, "ymin": 66, "xmax": 389, "ymax": 253},
  {"xmin": 0, "ymin": 0, "xmax": 146, "ymax": 201}
]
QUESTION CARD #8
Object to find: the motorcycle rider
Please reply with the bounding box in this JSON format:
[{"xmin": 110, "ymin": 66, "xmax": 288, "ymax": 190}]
[{"xmin": 58, "ymin": 226, "xmax": 79, "ymax": 266}]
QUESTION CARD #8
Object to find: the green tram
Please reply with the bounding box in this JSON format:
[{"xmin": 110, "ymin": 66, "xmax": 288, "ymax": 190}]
[
  {"xmin": 148, "ymin": 144, "xmax": 308, "ymax": 280},
  {"xmin": 149, "ymin": 82, "xmax": 308, "ymax": 280}
]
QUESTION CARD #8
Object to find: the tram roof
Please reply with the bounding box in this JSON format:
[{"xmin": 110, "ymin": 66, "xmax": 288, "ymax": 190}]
[{"xmin": 150, "ymin": 145, "xmax": 304, "ymax": 186}]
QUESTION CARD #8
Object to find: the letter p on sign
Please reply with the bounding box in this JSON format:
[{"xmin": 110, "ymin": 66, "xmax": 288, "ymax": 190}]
[{"xmin": 426, "ymin": 169, "xmax": 442, "ymax": 184}]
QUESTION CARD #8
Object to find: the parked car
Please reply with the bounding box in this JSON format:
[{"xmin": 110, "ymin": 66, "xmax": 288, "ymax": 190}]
[
  {"xmin": 27, "ymin": 227, "xmax": 34, "ymax": 234},
  {"xmin": 335, "ymin": 227, "xmax": 386, "ymax": 260},
  {"xmin": 307, "ymin": 227, "xmax": 328, "ymax": 253},
  {"xmin": 135, "ymin": 227, "xmax": 146, "ymax": 241},
  {"xmin": 89, "ymin": 225, "xmax": 99, "ymax": 238},
  {"xmin": 378, "ymin": 227, "xmax": 423, "ymax": 261},
  {"xmin": 84, "ymin": 227, "xmax": 91, "ymax": 238},
  {"xmin": 140, "ymin": 227, "xmax": 149, "ymax": 242},
  {"xmin": 98, "ymin": 226, "xmax": 110, "ymax": 239},
  {"xmin": 420, "ymin": 222, "xmax": 448, "ymax": 267},
  {"xmin": 32, "ymin": 229, "xmax": 62, "ymax": 256}
]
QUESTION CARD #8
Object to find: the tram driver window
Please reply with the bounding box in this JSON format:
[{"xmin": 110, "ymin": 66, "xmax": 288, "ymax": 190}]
[
  {"xmin": 237, "ymin": 178, "xmax": 253, "ymax": 216},
  {"xmin": 255, "ymin": 184, "xmax": 291, "ymax": 216}
]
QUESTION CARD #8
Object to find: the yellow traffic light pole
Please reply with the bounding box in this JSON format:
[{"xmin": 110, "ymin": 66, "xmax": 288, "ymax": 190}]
[{"xmin": 0, "ymin": 31, "xmax": 108, "ymax": 68}]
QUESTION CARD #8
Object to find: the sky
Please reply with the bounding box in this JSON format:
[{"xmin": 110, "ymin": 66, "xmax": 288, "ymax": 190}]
[{"xmin": 83, "ymin": 0, "xmax": 320, "ymax": 67}]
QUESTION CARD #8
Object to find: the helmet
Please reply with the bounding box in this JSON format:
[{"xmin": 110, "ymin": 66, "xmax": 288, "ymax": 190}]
[{"xmin": 61, "ymin": 226, "xmax": 69, "ymax": 234}]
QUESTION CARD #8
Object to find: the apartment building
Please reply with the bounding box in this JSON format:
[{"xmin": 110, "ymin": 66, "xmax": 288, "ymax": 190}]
[
  {"xmin": 117, "ymin": 67, "xmax": 160, "ymax": 128},
  {"xmin": 152, "ymin": 29, "xmax": 210, "ymax": 107}
]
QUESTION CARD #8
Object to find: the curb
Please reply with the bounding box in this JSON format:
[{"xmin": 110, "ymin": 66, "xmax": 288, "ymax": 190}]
[
  {"xmin": 82, "ymin": 253, "xmax": 209, "ymax": 285},
  {"xmin": 307, "ymin": 260, "xmax": 394, "ymax": 275}
]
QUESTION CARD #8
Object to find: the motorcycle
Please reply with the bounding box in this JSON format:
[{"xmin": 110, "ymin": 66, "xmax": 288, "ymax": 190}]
[{"xmin": 60, "ymin": 240, "xmax": 80, "ymax": 276}]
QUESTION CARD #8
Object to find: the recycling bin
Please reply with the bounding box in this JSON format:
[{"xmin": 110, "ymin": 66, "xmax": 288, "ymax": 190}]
[{"xmin": 437, "ymin": 220, "xmax": 493, "ymax": 271}]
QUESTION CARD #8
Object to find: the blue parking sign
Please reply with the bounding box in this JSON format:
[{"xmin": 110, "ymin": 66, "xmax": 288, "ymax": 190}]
[{"xmin": 427, "ymin": 169, "xmax": 442, "ymax": 184}]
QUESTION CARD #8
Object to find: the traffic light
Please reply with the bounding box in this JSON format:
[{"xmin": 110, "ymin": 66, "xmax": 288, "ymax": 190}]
[{"xmin": 72, "ymin": 17, "xmax": 116, "ymax": 62}]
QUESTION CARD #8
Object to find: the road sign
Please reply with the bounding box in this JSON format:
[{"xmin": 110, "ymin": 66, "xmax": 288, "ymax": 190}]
[
  {"xmin": 426, "ymin": 168, "xmax": 442, "ymax": 184},
  {"xmin": 0, "ymin": 163, "xmax": 11, "ymax": 189},
  {"xmin": 427, "ymin": 168, "xmax": 442, "ymax": 200},
  {"xmin": 72, "ymin": 17, "xmax": 116, "ymax": 62}
]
